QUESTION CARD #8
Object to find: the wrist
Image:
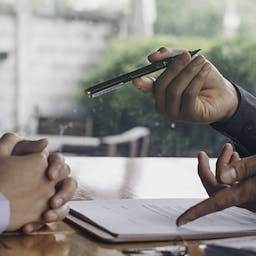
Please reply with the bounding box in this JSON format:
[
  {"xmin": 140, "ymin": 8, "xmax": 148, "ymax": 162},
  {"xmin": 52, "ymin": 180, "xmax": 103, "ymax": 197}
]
[{"xmin": 219, "ymin": 80, "xmax": 240, "ymax": 123}]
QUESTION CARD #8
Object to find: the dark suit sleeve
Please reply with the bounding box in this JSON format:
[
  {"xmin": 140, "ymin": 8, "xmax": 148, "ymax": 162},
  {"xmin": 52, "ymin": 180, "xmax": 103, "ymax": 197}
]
[{"xmin": 211, "ymin": 85, "xmax": 256, "ymax": 157}]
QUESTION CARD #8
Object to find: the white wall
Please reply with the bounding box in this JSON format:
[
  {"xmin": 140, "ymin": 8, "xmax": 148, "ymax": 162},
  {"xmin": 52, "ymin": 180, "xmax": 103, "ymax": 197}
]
[
  {"xmin": 0, "ymin": 14, "xmax": 16, "ymax": 132},
  {"xmin": 0, "ymin": 11, "xmax": 118, "ymax": 134}
]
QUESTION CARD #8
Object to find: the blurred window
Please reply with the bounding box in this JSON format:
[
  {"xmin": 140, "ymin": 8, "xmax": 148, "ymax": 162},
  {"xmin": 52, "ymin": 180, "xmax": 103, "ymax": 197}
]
[{"xmin": 0, "ymin": 0, "xmax": 255, "ymax": 157}]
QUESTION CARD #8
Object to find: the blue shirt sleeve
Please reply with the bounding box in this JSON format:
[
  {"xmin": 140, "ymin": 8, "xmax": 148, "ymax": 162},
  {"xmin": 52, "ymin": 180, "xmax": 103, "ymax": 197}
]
[{"xmin": 0, "ymin": 193, "xmax": 10, "ymax": 233}]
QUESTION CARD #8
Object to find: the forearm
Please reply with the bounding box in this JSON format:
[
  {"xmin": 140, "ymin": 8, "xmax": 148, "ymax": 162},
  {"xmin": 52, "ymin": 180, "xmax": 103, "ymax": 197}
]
[
  {"xmin": 211, "ymin": 85, "xmax": 256, "ymax": 157},
  {"xmin": 0, "ymin": 193, "xmax": 10, "ymax": 233}
]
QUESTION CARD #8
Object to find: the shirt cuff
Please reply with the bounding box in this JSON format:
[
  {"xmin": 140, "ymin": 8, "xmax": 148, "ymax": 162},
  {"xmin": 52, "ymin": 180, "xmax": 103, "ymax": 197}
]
[
  {"xmin": 0, "ymin": 193, "xmax": 10, "ymax": 233},
  {"xmin": 211, "ymin": 84, "xmax": 256, "ymax": 156}
]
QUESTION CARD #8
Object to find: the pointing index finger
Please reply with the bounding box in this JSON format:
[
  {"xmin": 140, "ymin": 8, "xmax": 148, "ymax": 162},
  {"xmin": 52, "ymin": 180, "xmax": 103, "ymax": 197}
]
[{"xmin": 176, "ymin": 176, "xmax": 256, "ymax": 226}]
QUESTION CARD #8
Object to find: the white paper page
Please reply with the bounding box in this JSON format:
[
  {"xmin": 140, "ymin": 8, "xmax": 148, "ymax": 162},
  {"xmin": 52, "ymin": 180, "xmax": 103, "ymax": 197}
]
[{"xmin": 69, "ymin": 199, "xmax": 256, "ymax": 238}]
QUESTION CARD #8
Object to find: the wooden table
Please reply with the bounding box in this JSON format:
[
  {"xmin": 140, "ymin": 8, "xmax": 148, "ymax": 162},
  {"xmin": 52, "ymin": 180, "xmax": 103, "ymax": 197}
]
[{"xmin": 0, "ymin": 156, "xmax": 217, "ymax": 256}]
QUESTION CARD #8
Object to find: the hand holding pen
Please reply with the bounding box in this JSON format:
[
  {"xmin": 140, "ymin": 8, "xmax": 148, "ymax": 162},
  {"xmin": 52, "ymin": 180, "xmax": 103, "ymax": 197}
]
[
  {"xmin": 132, "ymin": 47, "xmax": 239, "ymax": 124},
  {"xmin": 85, "ymin": 49, "xmax": 200, "ymax": 98},
  {"xmin": 86, "ymin": 46, "xmax": 239, "ymax": 124}
]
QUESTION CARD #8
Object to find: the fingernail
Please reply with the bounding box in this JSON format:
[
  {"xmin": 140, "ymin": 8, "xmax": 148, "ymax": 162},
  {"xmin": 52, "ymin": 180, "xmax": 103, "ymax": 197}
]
[
  {"xmin": 56, "ymin": 198, "xmax": 64, "ymax": 208},
  {"xmin": 221, "ymin": 167, "xmax": 237, "ymax": 183}
]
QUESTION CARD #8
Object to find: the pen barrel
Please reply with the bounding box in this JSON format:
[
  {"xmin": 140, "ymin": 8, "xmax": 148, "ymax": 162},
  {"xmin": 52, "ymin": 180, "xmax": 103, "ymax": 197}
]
[
  {"xmin": 86, "ymin": 49, "xmax": 200, "ymax": 97},
  {"xmin": 86, "ymin": 57, "xmax": 173, "ymax": 96}
]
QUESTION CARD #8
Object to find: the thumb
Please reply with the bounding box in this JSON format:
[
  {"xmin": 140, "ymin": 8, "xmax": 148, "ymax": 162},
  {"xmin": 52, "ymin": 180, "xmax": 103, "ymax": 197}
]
[
  {"xmin": 0, "ymin": 133, "xmax": 22, "ymax": 156},
  {"xmin": 12, "ymin": 138, "xmax": 48, "ymax": 155},
  {"xmin": 220, "ymin": 155, "xmax": 256, "ymax": 184}
]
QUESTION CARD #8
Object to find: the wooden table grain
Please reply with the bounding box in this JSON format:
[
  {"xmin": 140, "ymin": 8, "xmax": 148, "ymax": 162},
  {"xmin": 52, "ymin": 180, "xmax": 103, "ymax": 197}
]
[{"xmin": 0, "ymin": 156, "xmax": 217, "ymax": 256}]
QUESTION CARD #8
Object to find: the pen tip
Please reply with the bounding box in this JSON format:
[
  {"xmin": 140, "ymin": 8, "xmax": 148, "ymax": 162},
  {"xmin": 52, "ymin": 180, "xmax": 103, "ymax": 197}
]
[
  {"xmin": 85, "ymin": 89, "xmax": 92, "ymax": 98},
  {"xmin": 190, "ymin": 49, "xmax": 201, "ymax": 56}
]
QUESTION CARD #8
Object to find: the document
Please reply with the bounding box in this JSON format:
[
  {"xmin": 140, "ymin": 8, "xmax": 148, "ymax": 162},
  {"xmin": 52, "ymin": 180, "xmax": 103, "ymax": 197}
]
[
  {"xmin": 67, "ymin": 199, "xmax": 256, "ymax": 243},
  {"xmin": 202, "ymin": 236, "xmax": 256, "ymax": 256}
]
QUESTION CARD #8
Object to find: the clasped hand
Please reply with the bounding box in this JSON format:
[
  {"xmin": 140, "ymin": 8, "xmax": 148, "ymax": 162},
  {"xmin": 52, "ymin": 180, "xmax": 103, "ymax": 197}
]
[{"xmin": 0, "ymin": 133, "xmax": 77, "ymax": 233}]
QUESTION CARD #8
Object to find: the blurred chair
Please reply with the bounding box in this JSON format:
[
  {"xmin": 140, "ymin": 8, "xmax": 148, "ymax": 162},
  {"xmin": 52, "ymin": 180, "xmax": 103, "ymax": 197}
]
[
  {"xmin": 33, "ymin": 112, "xmax": 99, "ymax": 153},
  {"xmin": 37, "ymin": 114, "xmax": 93, "ymax": 137},
  {"xmin": 101, "ymin": 126, "xmax": 150, "ymax": 157},
  {"xmin": 61, "ymin": 126, "xmax": 150, "ymax": 157}
]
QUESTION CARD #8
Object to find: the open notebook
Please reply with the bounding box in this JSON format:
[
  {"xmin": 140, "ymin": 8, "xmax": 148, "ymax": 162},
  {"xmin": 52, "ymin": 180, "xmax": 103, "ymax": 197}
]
[{"xmin": 66, "ymin": 199, "xmax": 256, "ymax": 243}]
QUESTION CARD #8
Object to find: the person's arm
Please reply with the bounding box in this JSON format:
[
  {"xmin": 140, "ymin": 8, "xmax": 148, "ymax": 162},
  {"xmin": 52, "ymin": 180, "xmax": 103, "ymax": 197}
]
[
  {"xmin": 211, "ymin": 85, "xmax": 256, "ymax": 157},
  {"xmin": 0, "ymin": 193, "xmax": 10, "ymax": 233},
  {"xmin": 132, "ymin": 47, "xmax": 256, "ymax": 155}
]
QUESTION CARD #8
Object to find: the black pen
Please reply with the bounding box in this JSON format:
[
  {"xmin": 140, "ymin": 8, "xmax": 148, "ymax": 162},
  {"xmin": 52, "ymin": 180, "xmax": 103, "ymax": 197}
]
[{"xmin": 85, "ymin": 49, "xmax": 200, "ymax": 98}]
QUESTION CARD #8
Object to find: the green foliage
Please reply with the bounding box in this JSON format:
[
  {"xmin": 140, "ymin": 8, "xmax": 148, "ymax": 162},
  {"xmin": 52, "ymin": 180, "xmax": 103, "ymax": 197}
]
[
  {"xmin": 206, "ymin": 37, "xmax": 256, "ymax": 95},
  {"xmin": 236, "ymin": 0, "xmax": 256, "ymax": 36},
  {"xmin": 154, "ymin": 0, "xmax": 225, "ymax": 38},
  {"xmin": 154, "ymin": 0, "xmax": 256, "ymax": 39}
]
